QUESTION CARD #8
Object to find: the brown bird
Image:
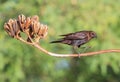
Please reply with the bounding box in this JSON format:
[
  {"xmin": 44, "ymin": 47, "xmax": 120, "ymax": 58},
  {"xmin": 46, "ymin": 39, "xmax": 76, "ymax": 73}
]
[{"xmin": 50, "ymin": 30, "xmax": 97, "ymax": 57}]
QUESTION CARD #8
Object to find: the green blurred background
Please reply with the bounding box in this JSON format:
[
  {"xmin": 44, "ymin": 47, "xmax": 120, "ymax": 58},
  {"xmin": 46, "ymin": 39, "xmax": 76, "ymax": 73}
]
[{"xmin": 0, "ymin": 0, "xmax": 120, "ymax": 82}]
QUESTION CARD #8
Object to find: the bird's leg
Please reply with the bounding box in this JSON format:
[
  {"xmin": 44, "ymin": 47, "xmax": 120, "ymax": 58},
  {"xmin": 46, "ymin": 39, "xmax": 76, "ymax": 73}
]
[
  {"xmin": 81, "ymin": 46, "xmax": 91, "ymax": 53},
  {"xmin": 73, "ymin": 46, "xmax": 81, "ymax": 58}
]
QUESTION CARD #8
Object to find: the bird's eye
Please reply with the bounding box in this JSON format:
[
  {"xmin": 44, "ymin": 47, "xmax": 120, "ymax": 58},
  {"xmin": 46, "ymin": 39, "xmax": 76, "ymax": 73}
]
[
  {"xmin": 90, "ymin": 32, "xmax": 97, "ymax": 38},
  {"xmin": 90, "ymin": 32, "xmax": 95, "ymax": 37},
  {"xmin": 91, "ymin": 32, "xmax": 95, "ymax": 36}
]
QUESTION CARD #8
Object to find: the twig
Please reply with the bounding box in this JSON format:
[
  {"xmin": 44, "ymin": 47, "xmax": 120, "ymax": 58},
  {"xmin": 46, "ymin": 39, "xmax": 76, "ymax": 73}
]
[{"xmin": 18, "ymin": 37, "xmax": 120, "ymax": 57}]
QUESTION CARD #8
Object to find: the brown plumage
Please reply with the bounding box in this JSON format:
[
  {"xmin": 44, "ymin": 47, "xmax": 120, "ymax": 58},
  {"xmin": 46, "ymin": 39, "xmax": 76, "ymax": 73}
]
[
  {"xmin": 51, "ymin": 30, "xmax": 97, "ymax": 47},
  {"xmin": 51, "ymin": 30, "xmax": 97, "ymax": 56}
]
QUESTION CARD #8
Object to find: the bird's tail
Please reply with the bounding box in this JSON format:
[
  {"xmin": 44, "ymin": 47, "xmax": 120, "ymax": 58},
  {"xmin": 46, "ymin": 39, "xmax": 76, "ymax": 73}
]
[{"xmin": 50, "ymin": 40, "xmax": 63, "ymax": 43}]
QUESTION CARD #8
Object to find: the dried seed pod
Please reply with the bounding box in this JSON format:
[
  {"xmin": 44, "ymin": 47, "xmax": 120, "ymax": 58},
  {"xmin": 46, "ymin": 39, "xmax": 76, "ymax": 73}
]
[
  {"xmin": 29, "ymin": 23, "xmax": 48, "ymax": 43},
  {"xmin": 26, "ymin": 21, "xmax": 36, "ymax": 42},
  {"xmin": 31, "ymin": 21, "xmax": 40, "ymax": 34},
  {"xmin": 4, "ymin": 19, "xmax": 15, "ymax": 37},
  {"xmin": 37, "ymin": 24, "xmax": 44, "ymax": 36},
  {"xmin": 24, "ymin": 17, "xmax": 31, "ymax": 30},
  {"xmin": 17, "ymin": 14, "xmax": 26, "ymax": 31},
  {"xmin": 12, "ymin": 19, "xmax": 20, "ymax": 37},
  {"xmin": 37, "ymin": 24, "xmax": 48, "ymax": 39},
  {"xmin": 4, "ymin": 19, "xmax": 21, "ymax": 38}
]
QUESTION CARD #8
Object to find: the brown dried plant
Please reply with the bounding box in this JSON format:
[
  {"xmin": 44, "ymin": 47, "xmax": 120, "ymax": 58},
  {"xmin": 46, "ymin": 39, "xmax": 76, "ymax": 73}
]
[
  {"xmin": 4, "ymin": 14, "xmax": 120, "ymax": 57},
  {"xmin": 4, "ymin": 14, "xmax": 48, "ymax": 43}
]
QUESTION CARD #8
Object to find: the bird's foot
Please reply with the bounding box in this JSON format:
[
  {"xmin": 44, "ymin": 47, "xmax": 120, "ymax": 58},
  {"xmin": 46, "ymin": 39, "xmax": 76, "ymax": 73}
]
[{"xmin": 73, "ymin": 46, "xmax": 81, "ymax": 58}]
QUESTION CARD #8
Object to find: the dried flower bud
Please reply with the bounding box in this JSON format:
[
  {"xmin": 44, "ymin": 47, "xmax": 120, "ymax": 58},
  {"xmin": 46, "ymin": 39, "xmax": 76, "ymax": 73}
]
[
  {"xmin": 37, "ymin": 24, "xmax": 48, "ymax": 39},
  {"xmin": 31, "ymin": 21, "xmax": 40, "ymax": 34},
  {"xmin": 4, "ymin": 19, "xmax": 14, "ymax": 37},
  {"xmin": 24, "ymin": 17, "xmax": 31, "ymax": 30},
  {"xmin": 12, "ymin": 19, "xmax": 20, "ymax": 37},
  {"xmin": 17, "ymin": 14, "xmax": 26, "ymax": 31},
  {"xmin": 4, "ymin": 19, "xmax": 20, "ymax": 38}
]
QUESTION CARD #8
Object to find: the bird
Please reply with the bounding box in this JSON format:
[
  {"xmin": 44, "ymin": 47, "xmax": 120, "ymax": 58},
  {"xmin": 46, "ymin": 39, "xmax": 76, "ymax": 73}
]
[{"xmin": 50, "ymin": 30, "xmax": 97, "ymax": 57}]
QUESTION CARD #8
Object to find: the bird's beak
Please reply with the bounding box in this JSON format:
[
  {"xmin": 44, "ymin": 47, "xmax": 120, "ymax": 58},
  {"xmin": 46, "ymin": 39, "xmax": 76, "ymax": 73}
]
[{"xmin": 95, "ymin": 35, "xmax": 97, "ymax": 38}]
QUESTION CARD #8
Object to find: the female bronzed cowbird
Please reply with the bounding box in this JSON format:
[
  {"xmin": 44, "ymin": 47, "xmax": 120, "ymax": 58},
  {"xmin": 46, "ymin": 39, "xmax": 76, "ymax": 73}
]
[{"xmin": 50, "ymin": 30, "xmax": 97, "ymax": 57}]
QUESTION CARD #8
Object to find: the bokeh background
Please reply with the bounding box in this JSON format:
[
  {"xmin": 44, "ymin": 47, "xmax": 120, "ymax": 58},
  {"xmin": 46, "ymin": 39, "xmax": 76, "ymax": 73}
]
[{"xmin": 0, "ymin": 0, "xmax": 120, "ymax": 82}]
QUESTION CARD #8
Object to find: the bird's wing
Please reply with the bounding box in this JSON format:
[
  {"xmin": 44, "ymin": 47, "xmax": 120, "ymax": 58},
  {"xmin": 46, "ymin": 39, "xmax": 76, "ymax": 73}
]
[{"xmin": 63, "ymin": 32, "xmax": 88, "ymax": 40}]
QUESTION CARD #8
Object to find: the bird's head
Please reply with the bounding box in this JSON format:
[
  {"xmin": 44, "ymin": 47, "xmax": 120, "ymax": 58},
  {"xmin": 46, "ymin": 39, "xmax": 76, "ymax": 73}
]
[{"xmin": 89, "ymin": 31, "xmax": 97, "ymax": 38}]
